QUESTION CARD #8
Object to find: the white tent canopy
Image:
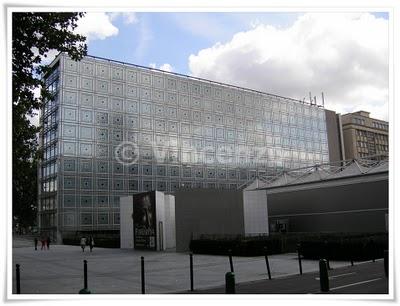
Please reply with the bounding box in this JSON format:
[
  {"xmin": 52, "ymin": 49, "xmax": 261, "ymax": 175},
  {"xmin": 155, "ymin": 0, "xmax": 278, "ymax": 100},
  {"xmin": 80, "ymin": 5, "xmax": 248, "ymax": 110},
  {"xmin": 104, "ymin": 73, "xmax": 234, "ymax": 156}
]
[{"xmin": 243, "ymin": 156, "xmax": 388, "ymax": 191}]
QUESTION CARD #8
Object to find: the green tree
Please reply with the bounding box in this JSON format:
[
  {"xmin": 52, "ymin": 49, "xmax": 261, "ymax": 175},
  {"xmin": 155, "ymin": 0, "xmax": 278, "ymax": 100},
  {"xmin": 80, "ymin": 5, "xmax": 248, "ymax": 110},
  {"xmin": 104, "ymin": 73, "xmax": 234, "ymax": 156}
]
[{"xmin": 12, "ymin": 13, "xmax": 87, "ymax": 231}]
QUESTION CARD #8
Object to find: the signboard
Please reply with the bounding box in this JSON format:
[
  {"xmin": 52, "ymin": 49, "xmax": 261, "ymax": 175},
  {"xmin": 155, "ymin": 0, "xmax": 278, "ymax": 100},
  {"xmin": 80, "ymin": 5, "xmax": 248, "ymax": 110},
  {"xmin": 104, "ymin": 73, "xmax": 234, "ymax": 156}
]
[{"xmin": 132, "ymin": 191, "xmax": 157, "ymax": 250}]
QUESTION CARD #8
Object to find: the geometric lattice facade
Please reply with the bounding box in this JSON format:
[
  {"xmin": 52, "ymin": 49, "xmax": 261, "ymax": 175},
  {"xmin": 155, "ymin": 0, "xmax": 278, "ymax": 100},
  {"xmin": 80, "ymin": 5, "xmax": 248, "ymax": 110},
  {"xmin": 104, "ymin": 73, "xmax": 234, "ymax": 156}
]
[{"xmin": 38, "ymin": 53, "xmax": 330, "ymax": 239}]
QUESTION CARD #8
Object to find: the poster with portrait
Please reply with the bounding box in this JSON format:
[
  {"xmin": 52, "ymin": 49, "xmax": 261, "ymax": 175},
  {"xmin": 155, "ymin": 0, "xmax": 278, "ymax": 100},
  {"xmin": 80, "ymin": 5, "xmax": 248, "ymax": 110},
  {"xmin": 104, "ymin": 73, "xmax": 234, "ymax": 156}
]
[{"xmin": 132, "ymin": 191, "xmax": 157, "ymax": 250}]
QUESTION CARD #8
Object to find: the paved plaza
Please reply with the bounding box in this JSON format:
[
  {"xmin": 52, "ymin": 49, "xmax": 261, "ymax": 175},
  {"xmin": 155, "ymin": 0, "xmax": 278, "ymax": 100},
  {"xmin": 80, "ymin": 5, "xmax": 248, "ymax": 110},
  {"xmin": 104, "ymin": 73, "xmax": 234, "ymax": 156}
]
[
  {"xmin": 11, "ymin": 236, "xmax": 368, "ymax": 294},
  {"xmin": 186, "ymin": 260, "xmax": 388, "ymax": 294}
]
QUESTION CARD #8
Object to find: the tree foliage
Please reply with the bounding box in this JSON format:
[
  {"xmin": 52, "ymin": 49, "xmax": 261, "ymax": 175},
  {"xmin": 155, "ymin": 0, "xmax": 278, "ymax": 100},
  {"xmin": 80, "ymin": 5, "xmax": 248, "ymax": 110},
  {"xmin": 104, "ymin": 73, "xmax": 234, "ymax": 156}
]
[{"xmin": 12, "ymin": 13, "xmax": 87, "ymax": 229}]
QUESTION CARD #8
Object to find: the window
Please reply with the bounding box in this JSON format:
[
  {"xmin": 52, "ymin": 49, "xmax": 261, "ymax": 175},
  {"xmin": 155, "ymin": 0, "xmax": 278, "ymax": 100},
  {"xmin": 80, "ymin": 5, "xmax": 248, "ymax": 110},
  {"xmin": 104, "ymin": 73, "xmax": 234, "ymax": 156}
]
[{"xmin": 353, "ymin": 117, "xmax": 365, "ymax": 125}]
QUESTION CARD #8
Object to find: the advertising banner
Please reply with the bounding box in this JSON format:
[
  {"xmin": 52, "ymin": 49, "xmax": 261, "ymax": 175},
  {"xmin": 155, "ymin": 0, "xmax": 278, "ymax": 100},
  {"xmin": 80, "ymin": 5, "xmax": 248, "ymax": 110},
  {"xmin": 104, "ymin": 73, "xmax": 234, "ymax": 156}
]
[{"xmin": 132, "ymin": 191, "xmax": 157, "ymax": 250}]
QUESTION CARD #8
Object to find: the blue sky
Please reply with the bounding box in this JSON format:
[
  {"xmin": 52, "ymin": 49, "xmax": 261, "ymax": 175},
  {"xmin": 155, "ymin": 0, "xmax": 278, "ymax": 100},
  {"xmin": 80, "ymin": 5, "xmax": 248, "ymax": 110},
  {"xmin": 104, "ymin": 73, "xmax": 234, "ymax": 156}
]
[
  {"xmin": 77, "ymin": 12, "xmax": 389, "ymax": 120},
  {"xmin": 87, "ymin": 12, "xmax": 305, "ymax": 74},
  {"xmin": 87, "ymin": 12, "xmax": 387, "ymax": 75}
]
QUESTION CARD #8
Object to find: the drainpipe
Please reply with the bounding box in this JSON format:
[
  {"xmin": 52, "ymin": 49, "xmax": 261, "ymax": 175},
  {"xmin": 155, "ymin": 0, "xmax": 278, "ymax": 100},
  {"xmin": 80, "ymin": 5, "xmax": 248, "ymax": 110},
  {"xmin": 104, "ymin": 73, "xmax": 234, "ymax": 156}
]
[{"xmin": 337, "ymin": 114, "xmax": 346, "ymax": 162}]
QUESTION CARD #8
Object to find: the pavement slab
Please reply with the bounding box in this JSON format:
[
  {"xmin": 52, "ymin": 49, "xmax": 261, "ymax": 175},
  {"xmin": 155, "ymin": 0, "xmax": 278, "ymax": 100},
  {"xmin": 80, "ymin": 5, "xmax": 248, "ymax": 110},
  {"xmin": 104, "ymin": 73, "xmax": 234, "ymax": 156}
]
[
  {"xmin": 183, "ymin": 260, "xmax": 388, "ymax": 294},
  {"xmin": 10, "ymin": 240, "xmax": 385, "ymax": 295}
]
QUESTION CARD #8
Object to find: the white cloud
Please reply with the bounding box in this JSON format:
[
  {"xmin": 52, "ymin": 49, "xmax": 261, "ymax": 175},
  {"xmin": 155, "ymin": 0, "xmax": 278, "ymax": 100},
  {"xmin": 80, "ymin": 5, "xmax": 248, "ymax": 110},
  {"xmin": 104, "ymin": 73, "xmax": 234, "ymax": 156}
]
[
  {"xmin": 148, "ymin": 63, "xmax": 174, "ymax": 72},
  {"xmin": 32, "ymin": 86, "xmax": 41, "ymax": 99},
  {"xmin": 27, "ymin": 112, "xmax": 40, "ymax": 128},
  {"xmin": 40, "ymin": 49, "xmax": 60, "ymax": 65},
  {"xmin": 31, "ymin": 48, "xmax": 59, "ymax": 66},
  {"xmin": 26, "ymin": 87, "xmax": 41, "ymax": 128},
  {"xmin": 134, "ymin": 19, "xmax": 153, "ymax": 60},
  {"xmin": 76, "ymin": 12, "xmax": 119, "ymax": 41},
  {"xmin": 188, "ymin": 13, "xmax": 389, "ymax": 121},
  {"xmin": 108, "ymin": 12, "xmax": 138, "ymax": 25},
  {"xmin": 159, "ymin": 63, "xmax": 173, "ymax": 72}
]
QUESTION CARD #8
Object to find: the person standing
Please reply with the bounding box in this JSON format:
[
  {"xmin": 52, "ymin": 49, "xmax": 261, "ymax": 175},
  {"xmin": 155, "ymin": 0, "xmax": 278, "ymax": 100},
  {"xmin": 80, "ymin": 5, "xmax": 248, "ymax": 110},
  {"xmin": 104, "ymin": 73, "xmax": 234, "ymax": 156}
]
[
  {"xmin": 46, "ymin": 236, "xmax": 51, "ymax": 250},
  {"xmin": 34, "ymin": 237, "xmax": 38, "ymax": 251},
  {"xmin": 89, "ymin": 236, "xmax": 95, "ymax": 252},
  {"xmin": 40, "ymin": 237, "xmax": 46, "ymax": 250},
  {"xmin": 80, "ymin": 237, "xmax": 87, "ymax": 252}
]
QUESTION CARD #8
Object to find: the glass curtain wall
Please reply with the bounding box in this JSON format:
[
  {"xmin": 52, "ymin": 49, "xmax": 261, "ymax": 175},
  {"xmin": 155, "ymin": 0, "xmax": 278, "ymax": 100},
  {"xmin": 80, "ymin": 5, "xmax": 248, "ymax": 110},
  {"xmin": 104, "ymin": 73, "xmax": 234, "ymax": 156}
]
[{"xmin": 43, "ymin": 53, "xmax": 330, "ymax": 236}]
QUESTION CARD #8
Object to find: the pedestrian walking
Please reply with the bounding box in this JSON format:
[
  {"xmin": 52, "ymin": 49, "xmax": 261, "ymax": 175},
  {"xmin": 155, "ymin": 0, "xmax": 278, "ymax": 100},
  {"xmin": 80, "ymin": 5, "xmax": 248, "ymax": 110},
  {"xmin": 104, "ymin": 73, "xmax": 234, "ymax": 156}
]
[
  {"xmin": 80, "ymin": 237, "xmax": 87, "ymax": 252},
  {"xmin": 46, "ymin": 236, "xmax": 51, "ymax": 250},
  {"xmin": 89, "ymin": 236, "xmax": 95, "ymax": 252},
  {"xmin": 34, "ymin": 237, "xmax": 38, "ymax": 251},
  {"xmin": 40, "ymin": 237, "xmax": 46, "ymax": 250}
]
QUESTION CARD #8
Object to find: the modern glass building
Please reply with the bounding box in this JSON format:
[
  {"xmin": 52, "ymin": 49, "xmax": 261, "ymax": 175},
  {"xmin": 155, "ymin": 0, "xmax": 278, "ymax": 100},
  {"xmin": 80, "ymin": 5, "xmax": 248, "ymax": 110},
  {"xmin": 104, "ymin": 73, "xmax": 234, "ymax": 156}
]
[{"xmin": 38, "ymin": 53, "xmax": 338, "ymax": 241}]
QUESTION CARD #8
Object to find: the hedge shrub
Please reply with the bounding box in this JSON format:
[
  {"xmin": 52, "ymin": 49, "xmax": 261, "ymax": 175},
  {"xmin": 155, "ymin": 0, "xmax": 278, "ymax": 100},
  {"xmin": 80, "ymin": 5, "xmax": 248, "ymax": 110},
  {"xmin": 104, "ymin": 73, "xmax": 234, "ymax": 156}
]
[{"xmin": 190, "ymin": 232, "xmax": 388, "ymax": 260}]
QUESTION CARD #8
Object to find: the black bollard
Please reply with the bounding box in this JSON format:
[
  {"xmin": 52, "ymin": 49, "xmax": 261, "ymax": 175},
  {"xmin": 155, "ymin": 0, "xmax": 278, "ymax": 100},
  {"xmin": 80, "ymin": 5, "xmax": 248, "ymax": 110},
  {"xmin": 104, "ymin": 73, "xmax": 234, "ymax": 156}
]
[
  {"xmin": 16, "ymin": 264, "xmax": 21, "ymax": 294},
  {"xmin": 384, "ymin": 250, "xmax": 388, "ymax": 278},
  {"xmin": 228, "ymin": 249, "xmax": 234, "ymax": 273},
  {"xmin": 84, "ymin": 260, "xmax": 88, "ymax": 289},
  {"xmin": 225, "ymin": 272, "xmax": 236, "ymax": 294},
  {"xmin": 324, "ymin": 241, "xmax": 332, "ymax": 270},
  {"xmin": 319, "ymin": 259, "xmax": 329, "ymax": 292},
  {"xmin": 371, "ymin": 240, "xmax": 375, "ymax": 262},
  {"xmin": 79, "ymin": 260, "xmax": 91, "ymax": 294},
  {"xmin": 141, "ymin": 256, "xmax": 145, "ymax": 294},
  {"xmin": 349, "ymin": 239, "xmax": 354, "ymax": 266},
  {"xmin": 297, "ymin": 243, "xmax": 303, "ymax": 275},
  {"xmin": 189, "ymin": 253, "xmax": 194, "ymax": 291},
  {"xmin": 263, "ymin": 247, "xmax": 272, "ymax": 280}
]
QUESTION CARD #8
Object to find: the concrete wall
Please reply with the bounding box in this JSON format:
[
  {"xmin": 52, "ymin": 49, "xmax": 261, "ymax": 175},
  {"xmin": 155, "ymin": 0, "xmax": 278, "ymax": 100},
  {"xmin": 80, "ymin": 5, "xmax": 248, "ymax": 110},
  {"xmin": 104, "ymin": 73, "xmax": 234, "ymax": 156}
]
[
  {"xmin": 120, "ymin": 196, "xmax": 134, "ymax": 248},
  {"xmin": 325, "ymin": 109, "xmax": 343, "ymax": 162},
  {"xmin": 243, "ymin": 190, "xmax": 269, "ymax": 235},
  {"xmin": 267, "ymin": 178, "xmax": 388, "ymax": 233},
  {"xmin": 120, "ymin": 193, "xmax": 176, "ymax": 250},
  {"xmin": 342, "ymin": 127, "xmax": 358, "ymax": 159},
  {"xmin": 155, "ymin": 191, "xmax": 166, "ymax": 251},
  {"xmin": 155, "ymin": 191, "xmax": 176, "ymax": 250},
  {"xmin": 164, "ymin": 195, "xmax": 176, "ymax": 249},
  {"xmin": 175, "ymin": 189, "xmax": 245, "ymax": 252}
]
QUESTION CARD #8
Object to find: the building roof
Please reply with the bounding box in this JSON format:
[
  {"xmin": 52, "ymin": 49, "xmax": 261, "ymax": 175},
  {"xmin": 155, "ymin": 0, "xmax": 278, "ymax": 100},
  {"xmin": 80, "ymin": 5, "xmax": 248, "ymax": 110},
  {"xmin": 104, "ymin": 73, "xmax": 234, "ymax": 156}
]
[
  {"xmin": 243, "ymin": 155, "xmax": 388, "ymax": 191},
  {"xmin": 55, "ymin": 52, "xmax": 325, "ymax": 108},
  {"xmin": 344, "ymin": 110, "xmax": 370, "ymax": 117}
]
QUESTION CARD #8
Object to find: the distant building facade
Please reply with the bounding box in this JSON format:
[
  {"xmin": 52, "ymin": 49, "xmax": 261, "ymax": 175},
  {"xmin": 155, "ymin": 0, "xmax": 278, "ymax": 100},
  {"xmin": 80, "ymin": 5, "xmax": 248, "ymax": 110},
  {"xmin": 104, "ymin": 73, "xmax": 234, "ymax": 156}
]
[
  {"xmin": 38, "ymin": 53, "xmax": 342, "ymax": 241},
  {"xmin": 341, "ymin": 111, "xmax": 389, "ymax": 159}
]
